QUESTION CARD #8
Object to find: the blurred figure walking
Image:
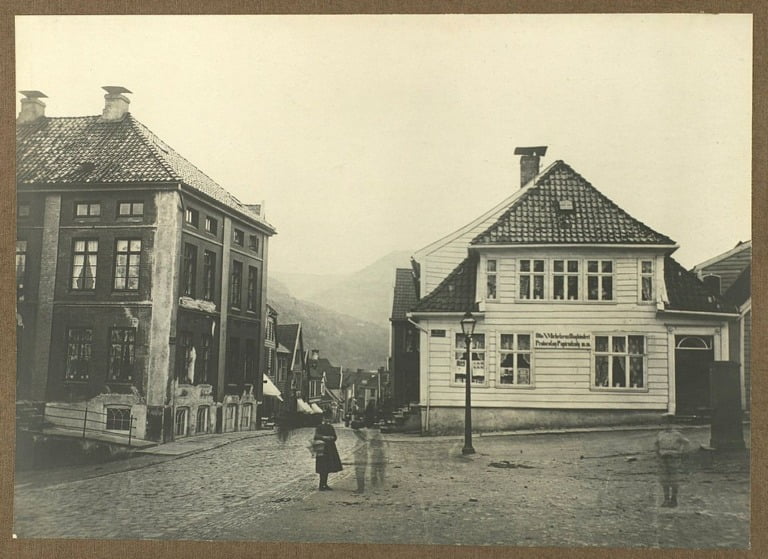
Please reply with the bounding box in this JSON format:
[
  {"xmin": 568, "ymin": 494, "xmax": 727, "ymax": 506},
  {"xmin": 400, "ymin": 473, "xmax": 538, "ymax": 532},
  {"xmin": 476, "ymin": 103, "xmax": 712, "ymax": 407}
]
[
  {"xmin": 655, "ymin": 414, "xmax": 691, "ymax": 507},
  {"xmin": 369, "ymin": 426, "xmax": 386, "ymax": 489},
  {"xmin": 351, "ymin": 420, "xmax": 369, "ymax": 493}
]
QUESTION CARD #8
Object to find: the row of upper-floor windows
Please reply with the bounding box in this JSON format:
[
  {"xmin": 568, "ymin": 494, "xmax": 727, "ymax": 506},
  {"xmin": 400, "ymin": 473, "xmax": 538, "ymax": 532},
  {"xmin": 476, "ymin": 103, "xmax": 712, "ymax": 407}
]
[
  {"xmin": 181, "ymin": 243, "xmax": 260, "ymax": 312},
  {"xmin": 16, "ymin": 238, "xmax": 143, "ymax": 298},
  {"xmin": 18, "ymin": 200, "xmax": 145, "ymax": 220},
  {"xmin": 184, "ymin": 207, "xmax": 261, "ymax": 254},
  {"xmin": 484, "ymin": 258, "xmax": 655, "ymax": 303}
]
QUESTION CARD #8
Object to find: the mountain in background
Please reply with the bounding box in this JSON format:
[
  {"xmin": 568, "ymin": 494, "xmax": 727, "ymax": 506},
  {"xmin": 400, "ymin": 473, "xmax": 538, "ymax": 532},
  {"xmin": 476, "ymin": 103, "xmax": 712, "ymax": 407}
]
[
  {"xmin": 267, "ymin": 250, "xmax": 415, "ymax": 371},
  {"xmin": 272, "ymin": 250, "xmax": 414, "ymax": 329},
  {"xmin": 267, "ymin": 277, "xmax": 390, "ymax": 371}
]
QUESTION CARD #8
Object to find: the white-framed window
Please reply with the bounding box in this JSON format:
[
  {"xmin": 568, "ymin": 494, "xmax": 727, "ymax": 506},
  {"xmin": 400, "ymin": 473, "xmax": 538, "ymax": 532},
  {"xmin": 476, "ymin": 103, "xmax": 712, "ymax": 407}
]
[
  {"xmin": 118, "ymin": 201, "xmax": 144, "ymax": 217},
  {"xmin": 587, "ymin": 260, "xmax": 613, "ymax": 301},
  {"xmin": 593, "ymin": 335, "xmax": 646, "ymax": 389},
  {"xmin": 486, "ymin": 259, "xmax": 497, "ymax": 300},
  {"xmin": 75, "ymin": 201, "xmax": 101, "ymax": 217},
  {"xmin": 185, "ymin": 208, "xmax": 199, "ymax": 227},
  {"xmin": 519, "ymin": 259, "xmax": 545, "ymax": 300},
  {"xmin": 498, "ymin": 333, "xmax": 533, "ymax": 386},
  {"xmin": 640, "ymin": 260, "xmax": 654, "ymax": 302},
  {"xmin": 454, "ymin": 333, "xmax": 486, "ymax": 385},
  {"xmin": 106, "ymin": 407, "xmax": 131, "ymax": 432},
  {"xmin": 204, "ymin": 216, "xmax": 218, "ymax": 235},
  {"xmin": 240, "ymin": 404, "xmax": 253, "ymax": 430},
  {"xmin": 174, "ymin": 407, "xmax": 189, "ymax": 436},
  {"xmin": 552, "ymin": 259, "xmax": 580, "ymax": 301}
]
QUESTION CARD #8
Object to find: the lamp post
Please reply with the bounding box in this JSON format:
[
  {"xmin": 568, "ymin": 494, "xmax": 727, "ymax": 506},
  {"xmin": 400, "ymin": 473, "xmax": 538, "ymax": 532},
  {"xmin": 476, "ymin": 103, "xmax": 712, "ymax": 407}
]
[{"xmin": 460, "ymin": 311, "xmax": 477, "ymax": 455}]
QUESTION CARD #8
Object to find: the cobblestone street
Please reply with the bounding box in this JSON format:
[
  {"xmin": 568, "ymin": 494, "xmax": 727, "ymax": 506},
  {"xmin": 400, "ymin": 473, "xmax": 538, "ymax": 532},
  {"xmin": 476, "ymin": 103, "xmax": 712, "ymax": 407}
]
[{"xmin": 14, "ymin": 425, "xmax": 749, "ymax": 548}]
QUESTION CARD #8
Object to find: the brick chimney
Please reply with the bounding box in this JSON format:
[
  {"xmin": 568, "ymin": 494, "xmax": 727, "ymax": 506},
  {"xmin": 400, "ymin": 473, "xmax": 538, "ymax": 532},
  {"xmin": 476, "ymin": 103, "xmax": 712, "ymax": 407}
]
[
  {"xmin": 101, "ymin": 86, "xmax": 132, "ymax": 121},
  {"xmin": 514, "ymin": 146, "xmax": 548, "ymax": 187},
  {"xmin": 17, "ymin": 91, "xmax": 48, "ymax": 124}
]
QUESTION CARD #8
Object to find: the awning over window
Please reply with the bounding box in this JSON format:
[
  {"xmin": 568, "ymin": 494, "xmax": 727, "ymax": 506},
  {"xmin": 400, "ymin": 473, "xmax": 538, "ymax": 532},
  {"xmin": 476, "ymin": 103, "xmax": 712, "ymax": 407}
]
[
  {"xmin": 310, "ymin": 403, "xmax": 323, "ymax": 414},
  {"xmin": 296, "ymin": 398, "xmax": 313, "ymax": 414},
  {"xmin": 262, "ymin": 375, "xmax": 283, "ymax": 401}
]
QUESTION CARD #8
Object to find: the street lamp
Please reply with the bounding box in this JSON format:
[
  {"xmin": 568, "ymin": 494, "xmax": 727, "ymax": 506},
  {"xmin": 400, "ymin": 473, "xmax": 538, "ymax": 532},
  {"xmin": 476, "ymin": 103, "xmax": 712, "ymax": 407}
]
[{"xmin": 460, "ymin": 311, "xmax": 477, "ymax": 455}]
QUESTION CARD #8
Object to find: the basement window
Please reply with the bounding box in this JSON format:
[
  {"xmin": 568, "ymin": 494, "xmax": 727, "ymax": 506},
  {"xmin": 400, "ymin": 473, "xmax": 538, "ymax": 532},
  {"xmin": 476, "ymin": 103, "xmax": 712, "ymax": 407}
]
[{"xmin": 106, "ymin": 407, "xmax": 131, "ymax": 432}]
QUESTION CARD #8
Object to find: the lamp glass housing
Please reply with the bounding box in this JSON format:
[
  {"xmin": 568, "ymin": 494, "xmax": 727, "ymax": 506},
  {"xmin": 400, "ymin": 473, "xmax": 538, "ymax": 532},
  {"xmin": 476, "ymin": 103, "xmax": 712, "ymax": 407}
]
[{"xmin": 460, "ymin": 312, "xmax": 477, "ymax": 338}]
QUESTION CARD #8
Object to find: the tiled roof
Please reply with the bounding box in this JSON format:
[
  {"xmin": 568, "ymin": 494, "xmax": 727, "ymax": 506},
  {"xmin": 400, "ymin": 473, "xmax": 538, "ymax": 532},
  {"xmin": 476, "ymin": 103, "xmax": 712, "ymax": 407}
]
[
  {"xmin": 722, "ymin": 264, "xmax": 751, "ymax": 307},
  {"xmin": 411, "ymin": 256, "xmax": 478, "ymax": 313},
  {"xmin": 391, "ymin": 268, "xmax": 419, "ymax": 320},
  {"xmin": 471, "ymin": 161, "xmax": 675, "ymax": 246},
  {"xmin": 664, "ymin": 257, "xmax": 737, "ymax": 314},
  {"xmin": 16, "ymin": 114, "xmax": 275, "ymax": 232},
  {"xmin": 276, "ymin": 324, "xmax": 300, "ymax": 354},
  {"xmin": 309, "ymin": 358, "xmax": 342, "ymax": 388}
]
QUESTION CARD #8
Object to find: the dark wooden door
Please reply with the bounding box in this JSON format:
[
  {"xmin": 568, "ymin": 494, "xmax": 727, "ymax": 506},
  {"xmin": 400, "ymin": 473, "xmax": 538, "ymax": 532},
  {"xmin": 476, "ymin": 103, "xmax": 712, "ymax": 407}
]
[{"xmin": 675, "ymin": 336, "xmax": 715, "ymax": 416}]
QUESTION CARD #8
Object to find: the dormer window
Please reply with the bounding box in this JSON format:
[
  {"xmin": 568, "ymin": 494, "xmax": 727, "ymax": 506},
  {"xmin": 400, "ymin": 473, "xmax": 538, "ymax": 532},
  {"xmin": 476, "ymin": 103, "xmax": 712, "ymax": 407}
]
[
  {"xmin": 558, "ymin": 200, "xmax": 574, "ymax": 211},
  {"xmin": 486, "ymin": 259, "xmax": 497, "ymax": 300}
]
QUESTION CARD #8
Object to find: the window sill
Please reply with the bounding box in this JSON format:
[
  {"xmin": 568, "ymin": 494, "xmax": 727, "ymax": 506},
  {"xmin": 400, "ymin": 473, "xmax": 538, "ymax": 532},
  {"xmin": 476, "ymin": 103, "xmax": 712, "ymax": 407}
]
[
  {"xmin": 450, "ymin": 383, "xmax": 491, "ymax": 389},
  {"xmin": 63, "ymin": 380, "xmax": 90, "ymax": 384},
  {"xmin": 515, "ymin": 299, "xmax": 617, "ymax": 304},
  {"xmin": 590, "ymin": 386, "xmax": 649, "ymax": 394},
  {"xmin": 495, "ymin": 384, "xmax": 536, "ymax": 390}
]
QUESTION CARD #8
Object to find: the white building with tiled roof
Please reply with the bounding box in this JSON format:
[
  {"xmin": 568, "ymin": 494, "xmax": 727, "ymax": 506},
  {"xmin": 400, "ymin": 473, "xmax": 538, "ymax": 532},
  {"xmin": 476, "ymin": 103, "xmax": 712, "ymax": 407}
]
[
  {"xmin": 16, "ymin": 88, "xmax": 275, "ymax": 445},
  {"xmin": 407, "ymin": 147, "xmax": 740, "ymax": 434}
]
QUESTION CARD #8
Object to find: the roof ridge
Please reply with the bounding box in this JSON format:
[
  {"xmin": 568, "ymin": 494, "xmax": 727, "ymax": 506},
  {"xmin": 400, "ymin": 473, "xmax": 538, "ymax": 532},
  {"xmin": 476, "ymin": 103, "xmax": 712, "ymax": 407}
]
[
  {"xmin": 127, "ymin": 115, "xmax": 186, "ymax": 183},
  {"xmin": 556, "ymin": 161, "xmax": 674, "ymax": 243}
]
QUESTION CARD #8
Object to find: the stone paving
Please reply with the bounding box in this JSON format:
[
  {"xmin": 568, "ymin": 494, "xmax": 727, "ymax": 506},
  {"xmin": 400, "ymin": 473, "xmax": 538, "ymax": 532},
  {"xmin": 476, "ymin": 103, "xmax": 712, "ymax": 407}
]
[{"xmin": 14, "ymin": 425, "xmax": 750, "ymax": 548}]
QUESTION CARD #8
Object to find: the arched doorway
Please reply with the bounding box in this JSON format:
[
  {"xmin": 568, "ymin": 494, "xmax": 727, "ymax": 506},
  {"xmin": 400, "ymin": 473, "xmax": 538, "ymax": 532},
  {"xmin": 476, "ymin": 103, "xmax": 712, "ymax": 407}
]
[{"xmin": 675, "ymin": 335, "xmax": 714, "ymax": 416}]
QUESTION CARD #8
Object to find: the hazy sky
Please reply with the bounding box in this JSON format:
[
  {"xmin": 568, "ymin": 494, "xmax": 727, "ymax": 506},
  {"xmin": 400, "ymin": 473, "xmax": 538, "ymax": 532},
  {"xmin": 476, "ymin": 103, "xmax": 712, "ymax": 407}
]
[{"xmin": 16, "ymin": 14, "xmax": 752, "ymax": 275}]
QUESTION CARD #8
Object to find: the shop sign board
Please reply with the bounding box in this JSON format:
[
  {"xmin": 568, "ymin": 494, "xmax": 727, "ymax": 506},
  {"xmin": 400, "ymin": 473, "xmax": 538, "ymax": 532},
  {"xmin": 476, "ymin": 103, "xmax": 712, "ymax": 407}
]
[{"xmin": 534, "ymin": 332, "xmax": 591, "ymax": 350}]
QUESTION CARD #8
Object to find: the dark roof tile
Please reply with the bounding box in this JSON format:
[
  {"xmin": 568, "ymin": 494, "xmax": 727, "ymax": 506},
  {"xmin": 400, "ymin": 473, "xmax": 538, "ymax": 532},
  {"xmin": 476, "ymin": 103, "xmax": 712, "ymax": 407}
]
[
  {"xmin": 391, "ymin": 268, "xmax": 419, "ymax": 320},
  {"xmin": 411, "ymin": 256, "xmax": 478, "ymax": 313},
  {"xmin": 664, "ymin": 256, "xmax": 737, "ymax": 314},
  {"xmin": 471, "ymin": 161, "xmax": 674, "ymax": 246}
]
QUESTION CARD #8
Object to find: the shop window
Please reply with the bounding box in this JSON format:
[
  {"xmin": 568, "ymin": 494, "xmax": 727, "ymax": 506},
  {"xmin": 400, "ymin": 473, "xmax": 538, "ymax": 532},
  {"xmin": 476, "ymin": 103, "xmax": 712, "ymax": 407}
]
[
  {"xmin": 174, "ymin": 407, "xmax": 189, "ymax": 436},
  {"xmin": 553, "ymin": 260, "xmax": 580, "ymax": 300},
  {"xmin": 196, "ymin": 406, "xmax": 210, "ymax": 434},
  {"xmin": 233, "ymin": 229, "xmax": 244, "ymax": 246},
  {"xmin": 114, "ymin": 239, "xmax": 141, "ymax": 291},
  {"xmin": 594, "ymin": 335, "xmax": 645, "ymax": 389},
  {"xmin": 231, "ymin": 261, "xmax": 243, "ymax": 308},
  {"xmin": 244, "ymin": 342, "xmax": 257, "ymax": 383},
  {"xmin": 117, "ymin": 201, "xmax": 144, "ymax": 217},
  {"xmin": 108, "ymin": 328, "xmax": 136, "ymax": 382},
  {"xmin": 240, "ymin": 404, "xmax": 253, "ymax": 430},
  {"xmin": 204, "ymin": 216, "xmax": 218, "ymax": 235},
  {"xmin": 640, "ymin": 260, "xmax": 654, "ymax": 302},
  {"xmin": 182, "ymin": 244, "xmax": 197, "ymax": 297},
  {"xmin": 519, "ymin": 259, "xmax": 545, "ymax": 300},
  {"xmin": 224, "ymin": 404, "xmax": 237, "ymax": 432},
  {"xmin": 486, "ymin": 259, "xmax": 497, "ymax": 300},
  {"xmin": 75, "ymin": 202, "xmax": 101, "ymax": 217},
  {"xmin": 587, "ymin": 260, "xmax": 613, "ymax": 301},
  {"xmin": 71, "ymin": 239, "xmax": 98, "ymax": 290},
  {"xmin": 247, "ymin": 266, "xmax": 259, "ymax": 311},
  {"xmin": 106, "ymin": 407, "xmax": 132, "ymax": 431},
  {"xmin": 454, "ymin": 333, "xmax": 486, "ymax": 385},
  {"xmin": 16, "ymin": 240, "xmax": 27, "ymax": 301},
  {"xmin": 185, "ymin": 208, "xmax": 199, "ymax": 227},
  {"xmin": 65, "ymin": 327, "xmax": 92, "ymax": 381},
  {"xmin": 202, "ymin": 250, "xmax": 216, "ymax": 301},
  {"xmin": 498, "ymin": 334, "xmax": 532, "ymax": 386}
]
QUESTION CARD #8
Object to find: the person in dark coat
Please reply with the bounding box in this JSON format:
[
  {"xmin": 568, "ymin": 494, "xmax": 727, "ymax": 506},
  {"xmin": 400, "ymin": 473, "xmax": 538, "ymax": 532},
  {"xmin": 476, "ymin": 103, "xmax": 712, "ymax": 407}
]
[{"xmin": 314, "ymin": 411, "xmax": 342, "ymax": 490}]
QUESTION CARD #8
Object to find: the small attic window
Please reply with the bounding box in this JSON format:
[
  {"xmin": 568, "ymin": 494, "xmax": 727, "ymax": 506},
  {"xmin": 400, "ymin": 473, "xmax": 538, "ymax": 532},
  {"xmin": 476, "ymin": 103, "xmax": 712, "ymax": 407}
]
[{"xmin": 559, "ymin": 200, "xmax": 574, "ymax": 211}]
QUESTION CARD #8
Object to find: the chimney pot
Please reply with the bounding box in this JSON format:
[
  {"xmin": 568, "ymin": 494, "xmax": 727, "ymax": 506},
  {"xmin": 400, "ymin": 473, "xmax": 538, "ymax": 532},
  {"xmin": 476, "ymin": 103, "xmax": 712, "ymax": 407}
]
[
  {"xmin": 101, "ymin": 86, "xmax": 132, "ymax": 121},
  {"xmin": 514, "ymin": 146, "xmax": 548, "ymax": 188},
  {"xmin": 17, "ymin": 90, "xmax": 48, "ymax": 124}
]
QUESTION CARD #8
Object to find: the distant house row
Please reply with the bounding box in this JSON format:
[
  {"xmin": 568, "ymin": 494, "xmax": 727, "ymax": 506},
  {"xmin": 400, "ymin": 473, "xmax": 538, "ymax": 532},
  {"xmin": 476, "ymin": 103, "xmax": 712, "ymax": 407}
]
[{"xmin": 388, "ymin": 148, "xmax": 750, "ymax": 434}]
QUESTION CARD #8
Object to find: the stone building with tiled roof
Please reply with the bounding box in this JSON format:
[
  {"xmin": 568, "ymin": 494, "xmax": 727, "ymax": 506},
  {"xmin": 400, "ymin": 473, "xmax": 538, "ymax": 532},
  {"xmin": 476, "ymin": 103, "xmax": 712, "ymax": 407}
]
[
  {"xmin": 15, "ymin": 88, "xmax": 275, "ymax": 444},
  {"xmin": 406, "ymin": 147, "xmax": 739, "ymax": 434}
]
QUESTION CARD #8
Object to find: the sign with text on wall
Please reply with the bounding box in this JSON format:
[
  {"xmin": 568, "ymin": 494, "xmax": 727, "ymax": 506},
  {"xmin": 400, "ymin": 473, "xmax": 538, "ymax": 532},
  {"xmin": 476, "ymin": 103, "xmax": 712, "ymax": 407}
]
[{"xmin": 534, "ymin": 332, "xmax": 591, "ymax": 350}]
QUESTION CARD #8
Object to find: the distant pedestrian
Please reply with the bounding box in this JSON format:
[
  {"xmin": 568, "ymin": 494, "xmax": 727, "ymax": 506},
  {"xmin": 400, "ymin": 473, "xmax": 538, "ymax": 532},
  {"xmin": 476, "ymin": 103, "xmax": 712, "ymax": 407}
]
[
  {"xmin": 314, "ymin": 410, "xmax": 342, "ymax": 491},
  {"xmin": 364, "ymin": 401, "xmax": 376, "ymax": 428},
  {"xmin": 351, "ymin": 420, "xmax": 369, "ymax": 493},
  {"xmin": 369, "ymin": 426, "xmax": 386, "ymax": 489},
  {"xmin": 655, "ymin": 414, "xmax": 690, "ymax": 507}
]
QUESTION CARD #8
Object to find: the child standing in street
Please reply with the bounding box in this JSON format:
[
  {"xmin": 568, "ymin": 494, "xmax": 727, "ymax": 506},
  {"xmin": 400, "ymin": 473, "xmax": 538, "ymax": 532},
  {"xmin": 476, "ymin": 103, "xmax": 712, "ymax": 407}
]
[{"xmin": 655, "ymin": 414, "xmax": 690, "ymax": 507}]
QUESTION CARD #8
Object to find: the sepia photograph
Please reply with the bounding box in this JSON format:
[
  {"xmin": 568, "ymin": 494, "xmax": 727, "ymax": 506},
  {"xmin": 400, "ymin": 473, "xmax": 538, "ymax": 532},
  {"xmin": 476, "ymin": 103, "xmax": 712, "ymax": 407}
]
[{"xmin": 12, "ymin": 12, "xmax": 752, "ymax": 550}]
